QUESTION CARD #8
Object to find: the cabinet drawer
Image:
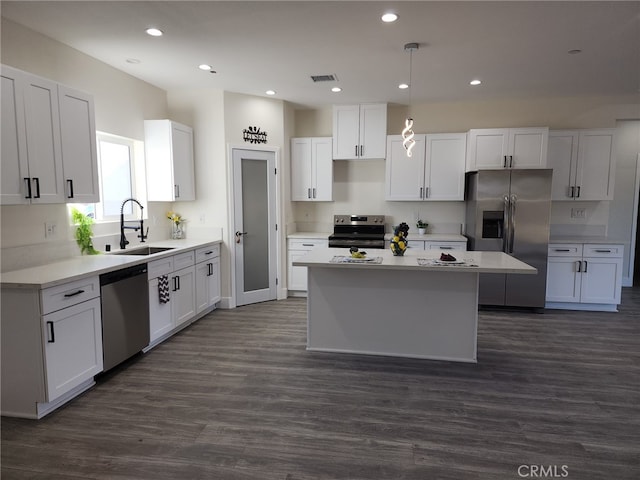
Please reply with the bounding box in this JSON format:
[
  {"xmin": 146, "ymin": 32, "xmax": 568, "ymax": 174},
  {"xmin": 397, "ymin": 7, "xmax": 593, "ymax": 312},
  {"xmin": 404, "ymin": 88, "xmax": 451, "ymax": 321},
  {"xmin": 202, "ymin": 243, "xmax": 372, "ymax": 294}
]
[
  {"xmin": 173, "ymin": 250, "xmax": 195, "ymax": 270},
  {"xmin": 583, "ymin": 244, "xmax": 623, "ymax": 258},
  {"xmin": 41, "ymin": 276, "xmax": 100, "ymax": 315},
  {"xmin": 288, "ymin": 239, "xmax": 328, "ymax": 250},
  {"xmin": 426, "ymin": 241, "xmax": 466, "ymax": 251},
  {"xmin": 148, "ymin": 256, "xmax": 174, "ymax": 278},
  {"xmin": 548, "ymin": 244, "xmax": 582, "ymax": 257},
  {"xmin": 195, "ymin": 244, "xmax": 220, "ymax": 263}
]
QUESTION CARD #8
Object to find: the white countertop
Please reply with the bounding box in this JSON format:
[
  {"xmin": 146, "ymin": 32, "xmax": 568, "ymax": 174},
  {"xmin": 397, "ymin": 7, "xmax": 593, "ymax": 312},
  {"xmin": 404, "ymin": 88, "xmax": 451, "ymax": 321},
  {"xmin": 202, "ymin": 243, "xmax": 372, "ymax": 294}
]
[
  {"xmin": 293, "ymin": 248, "xmax": 536, "ymax": 274},
  {"xmin": 549, "ymin": 236, "xmax": 625, "ymax": 245},
  {"xmin": 0, "ymin": 238, "xmax": 222, "ymax": 289}
]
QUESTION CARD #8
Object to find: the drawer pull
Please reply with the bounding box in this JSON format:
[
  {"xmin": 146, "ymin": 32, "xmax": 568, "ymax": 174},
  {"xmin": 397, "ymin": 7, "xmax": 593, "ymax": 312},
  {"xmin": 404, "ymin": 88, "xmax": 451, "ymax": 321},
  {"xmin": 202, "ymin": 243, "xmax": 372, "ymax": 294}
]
[
  {"xmin": 302, "ymin": 243, "xmax": 315, "ymax": 247},
  {"xmin": 204, "ymin": 250, "xmax": 214, "ymax": 255},
  {"xmin": 440, "ymin": 246, "xmax": 453, "ymax": 250},
  {"xmin": 63, "ymin": 289, "xmax": 85, "ymax": 298},
  {"xmin": 554, "ymin": 249, "xmax": 571, "ymax": 252},
  {"xmin": 47, "ymin": 321, "xmax": 55, "ymax": 343},
  {"xmin": 594, "ymin": 249, "xmax": 611, "ymax": 253}
]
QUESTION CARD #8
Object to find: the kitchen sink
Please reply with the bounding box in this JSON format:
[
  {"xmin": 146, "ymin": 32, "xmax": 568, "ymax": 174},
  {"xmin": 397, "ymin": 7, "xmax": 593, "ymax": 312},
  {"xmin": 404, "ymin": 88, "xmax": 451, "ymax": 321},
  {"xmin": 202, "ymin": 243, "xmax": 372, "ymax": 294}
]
[{"xmin": 112, "ymin": 246, "xmax": 175, "ymax": 256}]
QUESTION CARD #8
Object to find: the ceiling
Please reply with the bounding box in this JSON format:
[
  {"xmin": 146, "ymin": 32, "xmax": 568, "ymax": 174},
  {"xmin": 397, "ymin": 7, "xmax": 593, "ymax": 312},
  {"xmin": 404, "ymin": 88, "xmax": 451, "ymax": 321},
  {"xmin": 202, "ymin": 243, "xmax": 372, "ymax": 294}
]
[{"xmin": 2, "ymin": 1, "xmax": 639, "ymax": 109}]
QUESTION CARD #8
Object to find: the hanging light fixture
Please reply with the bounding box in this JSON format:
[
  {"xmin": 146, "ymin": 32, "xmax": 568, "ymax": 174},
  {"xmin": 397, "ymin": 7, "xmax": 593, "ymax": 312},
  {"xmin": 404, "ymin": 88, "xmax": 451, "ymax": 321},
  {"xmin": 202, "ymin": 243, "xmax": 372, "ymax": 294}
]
[{"xmin": 401, "ymin": 42, "xmax": 419, "ymax": 157}]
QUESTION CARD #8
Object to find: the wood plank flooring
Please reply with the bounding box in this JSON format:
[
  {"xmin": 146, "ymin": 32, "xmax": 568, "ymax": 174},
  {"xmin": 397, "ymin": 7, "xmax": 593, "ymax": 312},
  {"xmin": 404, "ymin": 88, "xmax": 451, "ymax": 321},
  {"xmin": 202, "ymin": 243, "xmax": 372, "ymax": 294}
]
[{"xmin": 2, "ymin": 288, "xmax": 639, "ymax": 479}]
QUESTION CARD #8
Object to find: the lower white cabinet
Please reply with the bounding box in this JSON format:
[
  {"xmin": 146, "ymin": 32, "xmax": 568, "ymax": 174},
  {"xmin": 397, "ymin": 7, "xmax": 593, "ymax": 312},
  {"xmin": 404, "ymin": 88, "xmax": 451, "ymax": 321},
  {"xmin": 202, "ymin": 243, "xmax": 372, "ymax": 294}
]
[
  {"xmin": 148, "ymin": 244, "xmax": 220, "ymax": 347},
  {"xmin": 288, "ymin": 237, "xmax": 328, "ymax": 293},
  {"xmin": 195, "ymin": 244, "xmax": 221, "ymax": 314},
  {"xmin": 546, "ymin": 243, "xmax": 623, "ymax": 310},
  {"xmin": 1, "ymin": 276, "xmax": 103, "ymax": 418},
  {"xmin": 43, "ymin": 297, "xmax": 103, "ymax": 401}
]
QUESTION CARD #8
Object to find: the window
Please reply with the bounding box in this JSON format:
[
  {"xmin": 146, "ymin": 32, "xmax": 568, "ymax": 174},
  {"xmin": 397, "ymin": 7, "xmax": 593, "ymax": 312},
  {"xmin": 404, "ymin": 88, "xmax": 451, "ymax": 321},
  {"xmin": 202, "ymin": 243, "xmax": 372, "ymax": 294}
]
[{"xmin": 69, "ymin": 132, "xmax": 146, "ymax": 222}]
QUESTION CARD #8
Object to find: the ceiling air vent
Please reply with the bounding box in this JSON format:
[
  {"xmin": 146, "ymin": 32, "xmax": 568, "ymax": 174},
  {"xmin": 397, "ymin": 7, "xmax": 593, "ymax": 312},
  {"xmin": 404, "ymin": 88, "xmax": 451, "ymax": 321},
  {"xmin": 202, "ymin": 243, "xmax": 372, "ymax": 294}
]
[{"xmin": 311, "ymin": 74, "xmax": 337, "ymax": 83}]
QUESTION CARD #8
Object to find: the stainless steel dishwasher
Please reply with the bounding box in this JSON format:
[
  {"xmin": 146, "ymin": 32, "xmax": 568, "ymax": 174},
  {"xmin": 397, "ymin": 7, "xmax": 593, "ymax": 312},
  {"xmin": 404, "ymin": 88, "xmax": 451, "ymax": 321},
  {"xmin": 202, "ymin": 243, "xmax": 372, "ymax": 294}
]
[{"xmin": 100, "ymin": 263, "xmax": 150, "ymax": 371}]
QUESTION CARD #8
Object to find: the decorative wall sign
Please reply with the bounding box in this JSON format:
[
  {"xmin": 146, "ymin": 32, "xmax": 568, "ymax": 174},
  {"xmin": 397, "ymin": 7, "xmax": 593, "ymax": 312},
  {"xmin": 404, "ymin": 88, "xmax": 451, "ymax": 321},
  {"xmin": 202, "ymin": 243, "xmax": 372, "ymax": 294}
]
[{"xmin": 243, "ymin": 126, "xmax": 268, "ymax": 144}]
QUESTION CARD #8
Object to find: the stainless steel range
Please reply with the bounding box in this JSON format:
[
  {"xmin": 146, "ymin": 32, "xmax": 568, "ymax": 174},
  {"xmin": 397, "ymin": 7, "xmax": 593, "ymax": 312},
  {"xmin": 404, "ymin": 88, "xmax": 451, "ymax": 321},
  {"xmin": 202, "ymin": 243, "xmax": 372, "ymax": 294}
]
[{"xmin": 328, "ymin": 215, "xmax": 386, "ymax": 249}]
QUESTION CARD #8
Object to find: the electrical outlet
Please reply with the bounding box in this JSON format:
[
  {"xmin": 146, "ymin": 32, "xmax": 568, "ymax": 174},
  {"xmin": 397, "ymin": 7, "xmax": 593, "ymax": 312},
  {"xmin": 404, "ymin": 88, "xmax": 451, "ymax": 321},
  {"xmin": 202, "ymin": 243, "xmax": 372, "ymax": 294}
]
[
  {"xmin": 45, "ymin": 222, "xmax": 57, "ymax": 238},
  {"xmin": 571, "ymin": 208, "xmax": 586, "ymax": 219}
]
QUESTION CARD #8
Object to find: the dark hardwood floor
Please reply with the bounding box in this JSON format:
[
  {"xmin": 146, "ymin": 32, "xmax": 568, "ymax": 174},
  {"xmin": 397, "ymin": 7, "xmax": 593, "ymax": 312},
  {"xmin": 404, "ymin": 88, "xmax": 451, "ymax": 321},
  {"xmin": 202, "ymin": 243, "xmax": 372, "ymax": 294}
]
[{"xmin": 2, "ymin": 288, "xmax": 639, "ymax": 479}]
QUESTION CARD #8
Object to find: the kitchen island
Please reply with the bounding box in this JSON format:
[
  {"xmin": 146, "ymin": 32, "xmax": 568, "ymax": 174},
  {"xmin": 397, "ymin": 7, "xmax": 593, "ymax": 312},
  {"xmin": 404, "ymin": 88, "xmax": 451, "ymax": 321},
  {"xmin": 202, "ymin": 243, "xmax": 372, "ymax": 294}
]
[{"xmin": 293, "ymin": 248, "xmax": 536, "ymax": 363}]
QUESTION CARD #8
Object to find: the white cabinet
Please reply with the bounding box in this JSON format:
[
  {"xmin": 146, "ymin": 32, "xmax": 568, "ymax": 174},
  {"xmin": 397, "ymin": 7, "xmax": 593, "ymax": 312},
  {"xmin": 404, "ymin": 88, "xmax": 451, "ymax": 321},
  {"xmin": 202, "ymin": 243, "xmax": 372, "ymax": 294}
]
[
  {"xmin": 58, "ymin": 85, "xmax": 100, "ymax": 203},
  {"xmin": 147, "ymin": 250, "xmax": 197, "ymax": 345},
  {"xmin": 42, "ymin": 297, "xmax": 102, "ymax": 401},
  {"xmin": 546, "ymin": 243, "xmax": 623, "ymax": 310},
  {"xmin": 548, "ymin": 129, "xmax": 616, "ymax": 201},
  {"xmin": 291, "ymin": 137, "xmax": 333, "ymax": 201},
  {"xmin": 1, "ymin": 276, "xmax": 103, "ymax": 418},
  {"xmin": 1, "ymin": 65, "xmax": 99, "ymax": 206},
  {"xmin": 466, "ymin": 127, "xmax": 548, "ymax": 171},
  {"xmin": 195, "ymin": 244, "xmax": 221, "ymax": 314},
  {"xmin": 1, "ymin": 65, "xmax": 65, "ymax": 204},
  {"xmin": 288, "ymin": 238, "xmax": 328, "ymax": 293},
  {"xmin": 386, "ymin": 133, "xmax": 466, "ymax": 201},
  {"xmin": 333, "ymin": 104, "xmax": 387, "ymax": 159},
  {"xmin": 144, "ymin": 120, "xmax": 196, "ymax": 201},
  {"xmin": 148, "ymin": 245, "xmax": 220, "ymax": 348}
]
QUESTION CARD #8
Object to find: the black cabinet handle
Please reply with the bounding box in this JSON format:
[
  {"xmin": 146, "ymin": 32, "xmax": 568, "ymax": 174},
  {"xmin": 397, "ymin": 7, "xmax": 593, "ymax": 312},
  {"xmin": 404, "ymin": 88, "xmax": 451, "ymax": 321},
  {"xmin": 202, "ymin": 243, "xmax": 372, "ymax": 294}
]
[
  {"xmin": 47, "ymin": 321, "xmax": 55, "ymax": 343},
  {"xmin": 63, "ymin": 289, "xmax": 85, "ymax": 298},
  {"xmin": 583, "ymin": 260, "xmax": 588, "ymax": 273},
  {"xmin": 204, "ymin": 251, "xmax": 213, "ymax": 255},
  {"xmin": 594, "ymin": 249, "xmax": 611, "ymax": 253},
  {"xmin": 576, "ymin": 186, "xmax": 581, "ymax": 198},
  {"xmin": 554, "ymin": 249, "xmax": 571, "ymax": 252},
  {"xmin": 33, "ymin": 177, "xmax": 41, "ymax": 198},
  {"xmin": 172, "ymin": 276, "xmax": 178, "ymax": 291},
  {"xmin": 576, "ymin": 261, "xmax": 582, "ymax": 273},
  {"xmin": 66, "ymin": 179, "xmax": 74, "ymax": 198},
  {"xmin": 207, "ymin": 263, "xmax": 213, "ymax": 276},
  {"xmin": 24, "ymin": 178, "xmax": 32, "ymax": 199}
]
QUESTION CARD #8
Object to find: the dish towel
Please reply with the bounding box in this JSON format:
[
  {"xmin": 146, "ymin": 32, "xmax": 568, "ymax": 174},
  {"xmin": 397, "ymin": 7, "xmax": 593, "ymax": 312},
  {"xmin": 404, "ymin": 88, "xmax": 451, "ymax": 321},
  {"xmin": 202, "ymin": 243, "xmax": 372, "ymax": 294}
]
[{"xmin": 158, "ymin": 275, "xmax": 170, "ymax": 304}]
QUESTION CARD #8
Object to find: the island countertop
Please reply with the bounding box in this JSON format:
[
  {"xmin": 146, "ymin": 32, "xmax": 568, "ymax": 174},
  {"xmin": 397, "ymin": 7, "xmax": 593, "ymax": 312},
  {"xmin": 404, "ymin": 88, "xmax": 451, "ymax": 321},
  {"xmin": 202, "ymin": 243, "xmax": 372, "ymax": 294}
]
[{"xmin": 293, "ymin": 248, "xmax": 537, "ymax": 274}]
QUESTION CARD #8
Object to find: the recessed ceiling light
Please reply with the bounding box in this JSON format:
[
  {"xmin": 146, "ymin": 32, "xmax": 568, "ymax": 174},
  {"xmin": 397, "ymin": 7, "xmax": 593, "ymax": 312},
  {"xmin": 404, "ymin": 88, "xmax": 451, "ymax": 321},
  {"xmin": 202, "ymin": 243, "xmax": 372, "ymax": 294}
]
[
  {"xmin": 568, "ymin": 49, "xmax": 582, "ymax": 55},
  {"xmin": 381, "ymin": 13, "xmax": 398, "ymax": 23},
  {"xmin": 266, "ymin": 90, "xmax": 276, "ymax": 96},
  {"xmin": 399, "ymin": 83, "xmax": 409, "ymax": 89},
  {"xmin": 145, "ymin": 28, "xmax": 163, "ymax": 37},
  {"xmin": 470, "ymin": 79, "xmax": 482, "ymax": 86},
  {"xmin": 331, "ymin": 87, "xmax": 342, "ymax": 93},
  {"xmin": 198, "ymin": 64, "xmax": 212, "ymax": 71}
]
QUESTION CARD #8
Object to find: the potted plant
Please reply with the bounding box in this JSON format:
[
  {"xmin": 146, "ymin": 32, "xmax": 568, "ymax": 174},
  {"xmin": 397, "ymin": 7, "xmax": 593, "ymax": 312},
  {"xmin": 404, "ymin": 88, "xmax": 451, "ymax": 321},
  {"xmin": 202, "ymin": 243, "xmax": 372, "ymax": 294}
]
[
  {"xmin": 71, "ymin": 208, "xmax": 100, "ymax": 255},
  {"xmin": 416, "ymin": 220, "xmax": 428, "ymax": 235}
]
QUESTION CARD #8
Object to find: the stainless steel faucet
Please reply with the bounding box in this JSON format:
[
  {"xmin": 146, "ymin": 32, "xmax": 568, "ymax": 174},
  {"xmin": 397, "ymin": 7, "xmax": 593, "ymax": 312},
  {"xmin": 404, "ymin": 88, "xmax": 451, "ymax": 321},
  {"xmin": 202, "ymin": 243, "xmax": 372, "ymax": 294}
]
[{"xmin": 119, "ymin": 198, "xmax": 148, "ymax": 249}]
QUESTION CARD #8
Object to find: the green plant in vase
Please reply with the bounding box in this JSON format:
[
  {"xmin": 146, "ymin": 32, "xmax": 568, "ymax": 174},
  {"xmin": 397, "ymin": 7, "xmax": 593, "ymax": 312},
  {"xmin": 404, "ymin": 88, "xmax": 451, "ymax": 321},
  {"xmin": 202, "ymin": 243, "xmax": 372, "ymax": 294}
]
[
  {"xmin": 416, "ymin": 219, "xmax": 428, "ymax": 235},
  {"xmin": 71, "ymin": 208, "xmax": 100, "ymax": 255}
]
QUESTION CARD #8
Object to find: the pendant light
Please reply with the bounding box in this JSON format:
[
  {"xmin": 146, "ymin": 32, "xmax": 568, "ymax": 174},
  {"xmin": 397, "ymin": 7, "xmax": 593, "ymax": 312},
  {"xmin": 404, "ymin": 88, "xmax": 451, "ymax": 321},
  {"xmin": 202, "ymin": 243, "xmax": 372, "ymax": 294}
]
[{"xmin": 402, "ymin": 42, "xmax": 418, "ymax": 157}]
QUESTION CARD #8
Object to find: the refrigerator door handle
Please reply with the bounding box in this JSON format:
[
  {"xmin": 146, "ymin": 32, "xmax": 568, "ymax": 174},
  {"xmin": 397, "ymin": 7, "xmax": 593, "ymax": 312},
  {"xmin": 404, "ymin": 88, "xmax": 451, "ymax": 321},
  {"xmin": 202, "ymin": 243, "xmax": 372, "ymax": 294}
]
[
  {"xmin": 509, "ymin": 194, "xmax": 517, "ymax": 253},
  {"xmin": 503, "ymin": 195, "xmax": 510, "ymax": 253}
]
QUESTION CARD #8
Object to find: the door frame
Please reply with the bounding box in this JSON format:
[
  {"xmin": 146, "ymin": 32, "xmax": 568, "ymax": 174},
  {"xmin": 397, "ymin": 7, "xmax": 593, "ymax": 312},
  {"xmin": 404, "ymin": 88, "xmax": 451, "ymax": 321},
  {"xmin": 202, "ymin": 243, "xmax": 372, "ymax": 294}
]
[{"xmin": 227, "ymin": 144, "xmax": 283, "ymax": 308}]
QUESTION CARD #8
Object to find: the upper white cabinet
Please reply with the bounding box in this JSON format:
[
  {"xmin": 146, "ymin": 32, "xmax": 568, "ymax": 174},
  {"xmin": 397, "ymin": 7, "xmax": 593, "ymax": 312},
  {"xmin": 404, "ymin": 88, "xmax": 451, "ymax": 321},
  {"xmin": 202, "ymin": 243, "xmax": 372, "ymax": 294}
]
[
  {"xmin": 58, "ymin": 85, "xmax": 100, "ymax": 203},
  {"xmin": 548, "ymin": 129, "xmax": 615, "ymax": 201},
  {"xmin": 1, "ymin": 65, "xmax": 99, "ymax": 206},
  {"xmin": 386, "ymin": 133, "xmax": 466, "ymax": 201},
  {"xmin": 333, "ymin": 104, "xmax": 387, "ymax": 160},
  {"xmin": 1, "ymin": 65, "xmax": 65, "ymax": 205},
  {"xmin": 291, "ymin": 137, "xmax": 333, "ymax": 201},
  {"xmin": 144, "ymin": 120, "xmax": 196, "ymax": 202},
  {"xmin": 466, "ymin": 127, "xmax": 548, "ymax": 171}
]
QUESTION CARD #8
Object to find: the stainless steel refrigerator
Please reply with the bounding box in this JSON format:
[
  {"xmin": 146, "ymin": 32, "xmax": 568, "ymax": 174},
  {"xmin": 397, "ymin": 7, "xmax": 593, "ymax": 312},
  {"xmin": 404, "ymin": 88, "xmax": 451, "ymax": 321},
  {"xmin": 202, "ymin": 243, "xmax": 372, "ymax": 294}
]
[{"xmin": 465, "ymin": 169, "xmax": 552, "ymax": 308}]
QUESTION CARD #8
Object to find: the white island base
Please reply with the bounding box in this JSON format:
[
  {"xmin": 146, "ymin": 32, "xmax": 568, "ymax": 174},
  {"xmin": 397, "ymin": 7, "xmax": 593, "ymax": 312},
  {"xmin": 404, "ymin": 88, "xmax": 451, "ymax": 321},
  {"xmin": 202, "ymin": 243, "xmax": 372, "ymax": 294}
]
[{"xmin": 297, "ymin": 249, "xmax": 537, "ymax": 363}]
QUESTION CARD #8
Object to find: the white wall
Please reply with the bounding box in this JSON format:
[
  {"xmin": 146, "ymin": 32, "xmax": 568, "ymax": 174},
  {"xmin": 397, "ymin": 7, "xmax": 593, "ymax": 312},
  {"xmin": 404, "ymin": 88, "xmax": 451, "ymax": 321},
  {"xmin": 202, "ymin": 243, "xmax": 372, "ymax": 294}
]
[{"xmin": 1, "ymin": 19, "xmax": 172, "ymax": 272}]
